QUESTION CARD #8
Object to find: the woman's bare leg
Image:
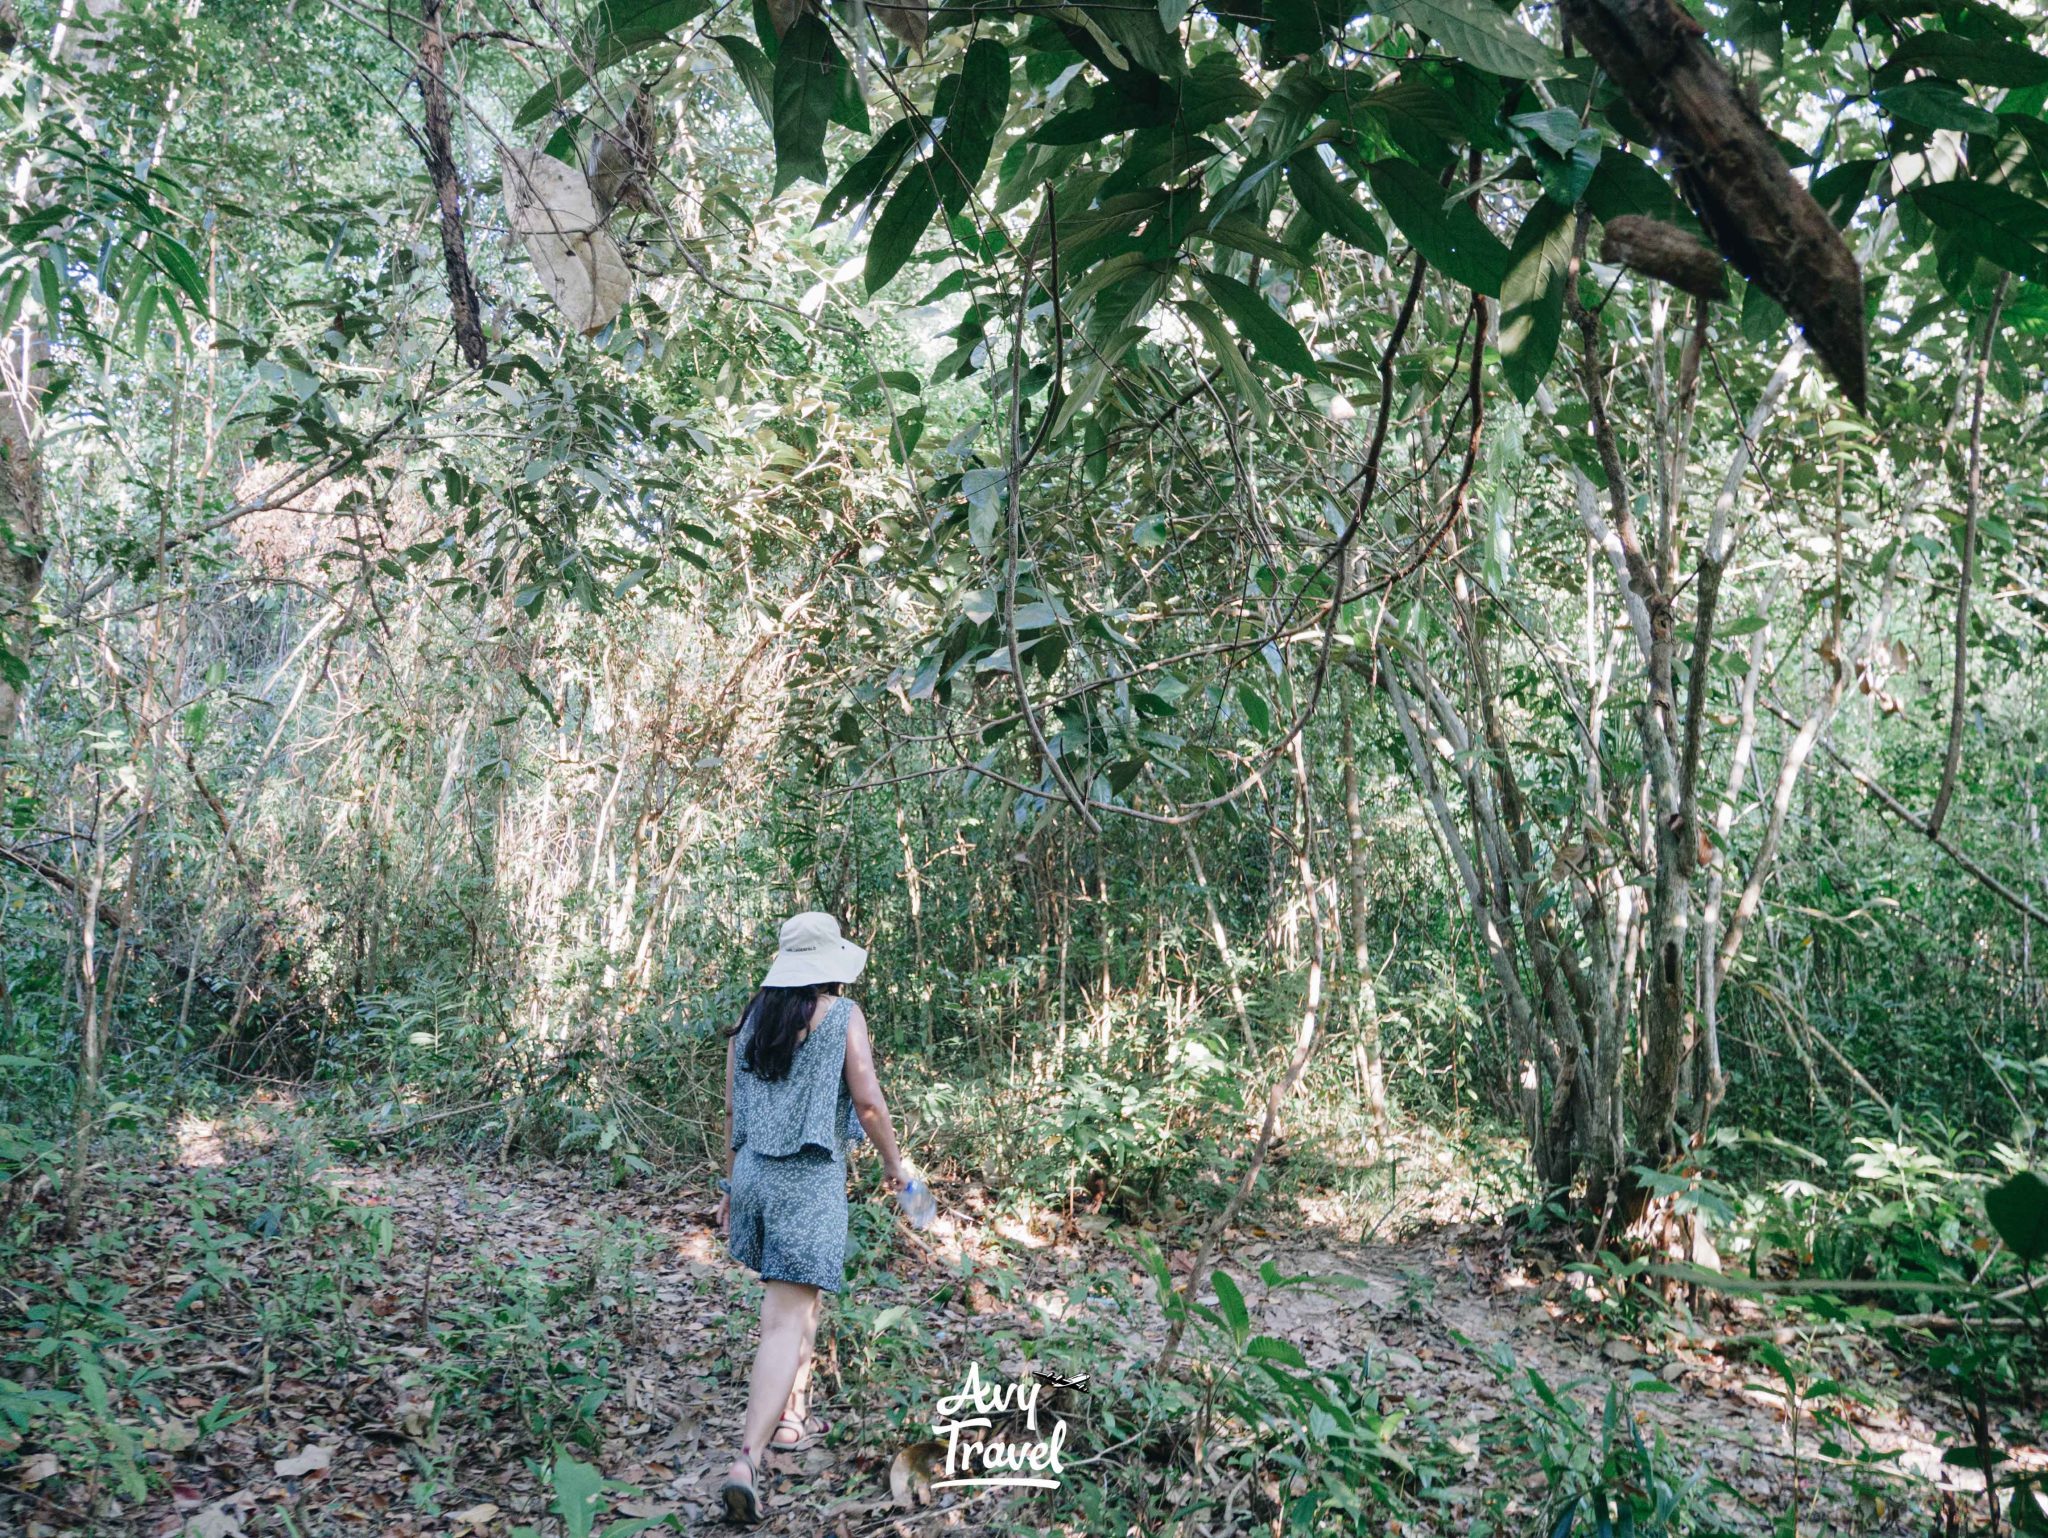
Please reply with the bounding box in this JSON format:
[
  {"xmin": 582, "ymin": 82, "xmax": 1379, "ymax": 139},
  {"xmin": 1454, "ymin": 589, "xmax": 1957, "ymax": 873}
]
[
  {"xmin": 728, "ymin": 1281, "xmax": 820, "ymax": 1491},
  {"xmin": 779, "ymin": 1288, "xmax": 823, "ymax": 1434}
]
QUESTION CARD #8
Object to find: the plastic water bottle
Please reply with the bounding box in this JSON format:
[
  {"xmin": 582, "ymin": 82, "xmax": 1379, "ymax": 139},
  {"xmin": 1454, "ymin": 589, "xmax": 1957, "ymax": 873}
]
[{"xmin": 896, "ymin": 1171, "xmax": 936, "ymax": 1230}]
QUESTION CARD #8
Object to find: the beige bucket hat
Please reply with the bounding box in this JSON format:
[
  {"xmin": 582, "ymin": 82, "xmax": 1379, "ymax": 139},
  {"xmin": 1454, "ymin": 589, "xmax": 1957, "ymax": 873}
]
[{"xmin": 760, "ymin": 911, "xmax": 868, "ymax": 989}]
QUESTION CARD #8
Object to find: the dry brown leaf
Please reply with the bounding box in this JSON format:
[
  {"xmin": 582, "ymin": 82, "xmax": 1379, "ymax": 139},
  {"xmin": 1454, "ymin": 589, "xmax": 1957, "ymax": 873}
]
[
  {"xmin": 20, "ymin": 1451, "xmax": 58, "ymax": 1482},
  {"xmin": 500, "ymin": 148, "xmax": 630, "ymax": 337},
  {"xmin": 274, "ymin": 1444, "xmax": 332, "ymax": 1477},
  {"xmin": 615, "ymin": 1497, "xmax": 675, "ymax": 1517},
  {"xmin": 447, "ymin": 1502, "xmax": 501, "ymax": 1528},
  {"xmin": 180, "ymin": 1506, "xmax": 245, "ymax": 1538}
]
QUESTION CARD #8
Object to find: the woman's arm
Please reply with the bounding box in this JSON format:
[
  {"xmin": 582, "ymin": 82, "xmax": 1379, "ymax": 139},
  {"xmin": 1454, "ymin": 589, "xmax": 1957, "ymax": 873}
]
[{"xmin": 842, "ymin": 1004, "xmax": 907, "ymax": 1191}]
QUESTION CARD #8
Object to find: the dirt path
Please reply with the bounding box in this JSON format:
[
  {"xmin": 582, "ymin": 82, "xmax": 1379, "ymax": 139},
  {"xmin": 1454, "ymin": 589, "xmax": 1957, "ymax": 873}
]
[
  {"xmin": 19, "ymin": 1139, "xmax": 1984, "ymax": 1537},
  {"xmin": 321, "ymin": 1161, "xmax": 1968, "ymax": 1535}
]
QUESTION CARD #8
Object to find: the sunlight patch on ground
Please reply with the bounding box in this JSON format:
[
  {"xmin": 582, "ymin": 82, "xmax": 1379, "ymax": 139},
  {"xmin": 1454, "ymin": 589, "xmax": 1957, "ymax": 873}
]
[
  {"xmin": 174, "ymin": 1114, "xmax": 226, "ymax": 1167},
  {"xmin": 993, "ymin": 1214, "xmax": 1049, "ymax": 1250},
  {"xmin": 673, "ymin": 1225, "xmax": 723, "ymax": 1265}
]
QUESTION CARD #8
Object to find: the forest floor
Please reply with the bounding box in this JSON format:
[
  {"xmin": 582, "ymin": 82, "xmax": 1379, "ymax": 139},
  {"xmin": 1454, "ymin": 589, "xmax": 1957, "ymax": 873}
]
[{"xmin": 2, "ymin": 1100, "xmax": 2016, "ymax": 1537}]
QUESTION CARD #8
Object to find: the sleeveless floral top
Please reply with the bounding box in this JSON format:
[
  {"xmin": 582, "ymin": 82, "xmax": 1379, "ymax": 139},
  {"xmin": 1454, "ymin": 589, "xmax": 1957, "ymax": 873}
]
[{"xmin": 731, "ymin": 995, "xmax": 861, "ymax": 1158}]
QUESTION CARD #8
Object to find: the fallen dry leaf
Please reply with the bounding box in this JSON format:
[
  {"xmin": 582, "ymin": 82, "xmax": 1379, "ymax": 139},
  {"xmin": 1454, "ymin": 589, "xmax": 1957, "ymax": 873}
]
[
  {"xmin": 274, "ymin": 1444, "xmax": 332, "ymax": 1477},
  {"xmin": 447, "ymin": 1502, "xmax": 501, "ymax": 1528},
  {"xmin": 180, "ymin": 1506, "xmax": 245, "ymax": 1538}
]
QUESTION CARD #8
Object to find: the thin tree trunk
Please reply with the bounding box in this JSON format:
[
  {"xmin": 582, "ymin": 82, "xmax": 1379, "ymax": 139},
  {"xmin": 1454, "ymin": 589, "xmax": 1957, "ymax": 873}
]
[
  {"xmin": 416, "ymin": 0, "xmax": 488, "ymax": 368},
  {"xmin": 1179, "ymin": 822, "xmax": 1255, "ymax": 1058},
  {"xmin": 63, "ymin": 822, "xmax": 109, "ymax": 1241},
  {"xmin": 1341, "ymin": 701, "xmax": 1386, "ymax": 1137},
  {"xmin": 1927, "ymin": 277, "xmax": 2007, "ymax": 839}
]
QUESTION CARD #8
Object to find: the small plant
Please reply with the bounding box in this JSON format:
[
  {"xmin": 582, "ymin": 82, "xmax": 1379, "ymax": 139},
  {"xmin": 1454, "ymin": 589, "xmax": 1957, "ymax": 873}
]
[
  {"xmin": 508, "ymin": 1448, "xmax": 682, "ymax": 1537},
  {"xmin": 1470, "ymin": 1339, "xmax": 1735, "ymax": 1536}
]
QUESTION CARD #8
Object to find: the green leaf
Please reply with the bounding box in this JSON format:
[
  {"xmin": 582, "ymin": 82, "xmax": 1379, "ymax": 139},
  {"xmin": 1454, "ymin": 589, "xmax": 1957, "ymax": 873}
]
[
  {"xmin": 865, "ymin": 170, "xmax": 939, "ymax": 294},
  {"xmin": 1499, "ymin": 198, "xmax": 1569, "ymax": 403},
  {"xmin": 1911, "ymin": 179, "xmax": 2048, "ymax": 282},
  {"xmin": 771, "ymin": 15, "xmax": 843, "ymax": 192},
  {"xmin": 1875, "ymin": 81, "xmax": 2000, "ymax": 136},
  {"xmin": 1246, "ymin": 1334, "xmax": 1309, "ymax": 1369},
  {"xmin": 712, "ymin": 34, "xmax": 776, "ymax": 128},
  {"xmin": 1286, "ymin": 151, "xmax": 1386, "ymax": 255},
  {"xmin": 1211, "ymin": 1269, "xmax": 1250, "ymax": 1347},
  {"xmin": 551, "ymin": 1451, "xmax": 605, "ymax": 1538},
  {"xmin": 575, "ymin": 0, "xmax": 707, "ymax": 54},
  {"xmin": 1080, "ymin": 0, "xmax": 1184, "ymax": 78},
  {"xmin": 869, "ymin": 1302, "xmax": 912, "ymax": 1335},
  {"xmin": 1367, "ymin": 158, "xmax": 1512, "ymax": 295},
  {"xmin": 1879, "ymin": 31, "xmax": 2048, "ymax": 89},
  {"xmin": 1810, "ymin": 159, "xmax": 1876, "ymax": 230},
  {"xmin": 961, "ymin": 466, "xmax": 1007, "ymax": 556},
  {"xmin": 1740, "ymin": 277, "xmax": 1787, "ymax": 343},
  {"xmin": 1378, "ymin": 0, "xmax": 1557, "ymax": 79},
  {"xmin": 149, "ymin": 236, "xmax": 208, "ymax": 312},
  {"xmin": 1176, "ymin": 298, "xmax": 1271, "ymax": 424},
  {"xmin": 1195, "ymin": 268, "xmax": 1322, "ymax": 379},
  {"xmin": 851, "ymin": 368, "xmax": 922, "ymax": 395},
  {"xmin": 931, "ymin": 41, "xmax": 1010, "ymax": 215},
  {"xmin": 1585, "ymin": 148, "xmax": 1687, "ymax": 228},
  {"xmin": 1235, "ymin": 681, "xmax": 1273, "ymax": 734},
  {"xmin": 816, "ymin": 117, "xmax": 916, "ymax": 228},
  {"xmin": 1986, "ymin": 1169, "xmax": 2048, "ymax": 1261}
]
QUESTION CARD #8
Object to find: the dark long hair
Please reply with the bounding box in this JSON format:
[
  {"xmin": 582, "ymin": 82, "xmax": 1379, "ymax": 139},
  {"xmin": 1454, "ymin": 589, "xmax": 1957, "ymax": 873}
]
[{"xmin": 729, "ymin": 982, "xmax": 839, "ymax": 1083}]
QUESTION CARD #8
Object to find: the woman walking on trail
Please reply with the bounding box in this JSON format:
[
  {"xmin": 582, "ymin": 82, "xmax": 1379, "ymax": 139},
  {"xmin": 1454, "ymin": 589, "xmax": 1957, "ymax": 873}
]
[{"xmin": 716, "ymin": 911, "xmax": 913, "ymax": 1526}]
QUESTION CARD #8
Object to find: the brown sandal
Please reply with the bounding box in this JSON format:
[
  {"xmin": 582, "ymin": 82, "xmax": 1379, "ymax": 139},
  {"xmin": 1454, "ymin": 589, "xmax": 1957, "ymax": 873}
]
[
  {"xmin": 770, "ymin": 1410, "xmax": 832, "ymax": 1451},
  {"xmin": 720, "ymin": 1451, "xmax": 766, "ymax": 1526}
]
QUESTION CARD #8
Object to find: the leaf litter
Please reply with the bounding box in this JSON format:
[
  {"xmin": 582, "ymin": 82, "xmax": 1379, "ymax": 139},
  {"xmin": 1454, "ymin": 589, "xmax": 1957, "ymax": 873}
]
[{"xmin": 0, "ymin": 1110, "xmax": 1995, "ymax": 1536}]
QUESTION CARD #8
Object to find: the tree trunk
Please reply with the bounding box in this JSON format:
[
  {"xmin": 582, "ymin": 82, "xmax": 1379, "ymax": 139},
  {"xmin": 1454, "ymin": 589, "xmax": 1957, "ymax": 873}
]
[
  {"xmin": 1179, "ymin": 821, "xmax": 1256, "ymax": 1058},
  {"xmin": 63, "ymin": 828, "xmax": 109, "ymax": 1241},
  {"xmin": 417, "ymin": 0, "xmax": 488, "ymax": 368},
  {"xmin": 0, "ymin": 380, "xmax": 42, "ymax": 756},
  {"xmin": 1340, "ymin": 700, "xmax": 1386, "ymax": 1138}
]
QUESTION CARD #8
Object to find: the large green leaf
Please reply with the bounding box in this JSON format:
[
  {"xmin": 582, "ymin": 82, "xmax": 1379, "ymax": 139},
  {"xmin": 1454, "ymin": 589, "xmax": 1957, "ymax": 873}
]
[
  {"xmin": 866, "ymin": 170, "xmax": 938, "ymax": 294},
  {"xmin": 1286, "ymin": 150, "xmax": 1386, "ymax": 256},
  {"xmin": 1877, "ymin": 81, "xmax": 2001, "ymax": 136},
  {"xmin": 771, "ymin": 15, "xmax": 845, "ymax": 192},
  {"xmin": 1080, "ymin": 0, "xmax": 1184, "ymax": 78},
  {"xmin": 1911, "ymin": 179, "xmax": 2048, "ymax": 282},
  {"xmin": 1877, "ymin": 31, "xmax": 2048, "ymax": 89},
  {"xmin": 1986, "ymin": 1169, "xmax": 2048, "ymax": 1262},
  {"xmin": 574, "ymin": 0, "xmax": 706, "ymax": 52},
  {"xmin": 1378, "ymin": 0, "xmax": 1557, "ymax": 79},
  {"xmin": 1195, "ymin": 268, "xmax": 1323, "ymax": 379},
  {"xmin": 1584, "ymin": 147, "xmax": 1688, "ymax": 228},
  {"xmin": 712, "ymin": 33, "xmax": 775, "ymax": 129},
  {"xmin": 551, "ymin": 1451, "xmax": 605, "ymax": 1538},
  {"xmin": 1367, "ymin": 158, "xmax": 1513, "ymax": 295},
  {"xmin": 1498, "ymin": 198, "xmax": 1569, "ymax": 403},
  {"xmin": 816, "ymin": 118, "xmax": 917, "ymax": 228},
  {"xmin": 931, "ymin": 41, "xmax": 1010, "ymax": 215}
]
